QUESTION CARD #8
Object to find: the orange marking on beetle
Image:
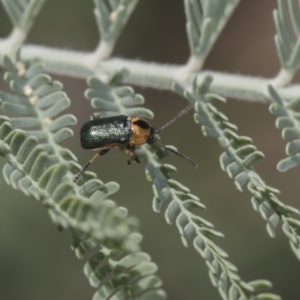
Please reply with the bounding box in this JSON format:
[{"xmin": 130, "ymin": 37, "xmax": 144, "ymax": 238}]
[{"xmin": 130, "ymin": 117, "xmax": 151, "ymax": 145}]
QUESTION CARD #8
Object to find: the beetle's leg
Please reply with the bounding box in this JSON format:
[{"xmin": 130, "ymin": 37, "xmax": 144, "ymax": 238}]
[
  {"xmin": 126, "ymin": 145, "xmax": 140, "ymax": 165},
  {"xmin": 131, "ymin": 146, "xmax": 141, "ymax": 164},
  {"xmin": 126, "ymin": 145, "xmax": 132, "ymax": 165},
  {"xmin": 134, "ymin": 155, "xmax": 141, "ymax": 164},
  {"xmin": 132, "ymin": 146, "xmax": 140, "ymax": 164},
  {"xmin": 90, "ymin": 113, "xmax": 102, "ymax": 120},
  {"xmin": 73, "ymin": 148, "xmax": 110, "ymax": 183}
]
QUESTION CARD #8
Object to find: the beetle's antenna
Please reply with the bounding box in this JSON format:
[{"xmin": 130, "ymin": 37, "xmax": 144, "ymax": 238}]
[
  {"xmin": 155, "ymin": 140, "xmax": 198, "ymax": 168},
  {"xmin": 73, "ymin": 149, "xmax": 110, "ymax": 183},
  {"xmin": 155, "ymin": 104, "xmax": 194, "ymax": 134}
]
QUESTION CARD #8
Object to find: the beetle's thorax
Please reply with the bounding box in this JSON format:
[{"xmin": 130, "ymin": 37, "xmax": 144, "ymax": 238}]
[{"xmin": 130, "ymin": 117, "xmax": 153, "ymax": 145}]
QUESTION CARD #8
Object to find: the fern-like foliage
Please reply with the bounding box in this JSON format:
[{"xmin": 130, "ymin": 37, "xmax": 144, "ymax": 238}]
[
  {"xmin": 84, "ymin": 70, "xmax": 280, "ymax": 299},
  {"xmin": 143, "ymin": 145, "xmax": 281, "ymax": 300},
  {"xmin": 0, "ymin": 55, "xmax": 138, "ymax": 246},
  {"xmin": 0, "ymin": 56, "xmax": 167, "ymax": 299},
  {"xmin": 72, "ymin": 232, "xmax": 166, "ymax": 300},
  {"xmin": 268, "ymin": 85, "xmax": 300, "ymax": 172},
  {"xmin": 1, "ymin": 0, "xmax": 45, "ymax": 32},
  {"xmin": 174, "ymin": 77, "xmax": 300, "ymax": 262},
  {"xmin": 94, "ymin": 0, "xmax": 138, "ymax": 44},
  {"xmin": 85, "ymin": 69, "xmax": 153, "ymax": 119},
  {"xmin": 73, "ymin": 70, "xmax": 166, "ymax": 299},
  {"xmin": 274, "ymin": 0, "xmax": 300, "ymax": 73},
  {"xmin": 184, "ymin": 0, "xmax": 240, "ymax": 68}
]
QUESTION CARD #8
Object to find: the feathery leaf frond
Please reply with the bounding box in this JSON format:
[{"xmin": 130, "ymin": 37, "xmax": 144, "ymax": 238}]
[
  {"xmin": 268, "ymin": 84, "xmax": 300, "ymax": 172},
  {"xmin": 72, "ymin": 69, "xmax": 166, "ymax": 299},
  {"xmin": 72, "ymin": 233, "xmax": 166, "ymax": 300},
  {"xmin": 173, "ymin": 77, "xmax": 300, "ymax": 261},
  {"xmin": 1, "ymin": 0, "xmax": 45, "ymax": 32},
  {"xmin": 143, "ymin": 145, "xmax": 280, "ymax": 300},
  {"xmin": 84, "ymin": 70, "xmax": 279, "ymax": 299},
  {"xmin": 94, "ymin": 0, "xmax": 138, "ymax": 43},
  {"xmin": 85, "ymin": 69, "xmax": 154, "ymax": 119},
  {"xmin": 274, "ymin": 0, "xmax": 300, "ymax": 72},
  {"xmin": 184, "ymin": 0, "xmax": 240, "ymax": 67},
  {"xmin": 0, "ymin": 56, "xmax": 168, "ymax": 299},
  {"xmin": 0, "ymin": 55, "xmax": 140, "ymax": 249}
]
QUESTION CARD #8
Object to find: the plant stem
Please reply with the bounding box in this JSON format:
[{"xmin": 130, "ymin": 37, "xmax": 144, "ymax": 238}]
[{"xmin": 8, "ymin": 42, "xmax": 300, "ymax": 102}]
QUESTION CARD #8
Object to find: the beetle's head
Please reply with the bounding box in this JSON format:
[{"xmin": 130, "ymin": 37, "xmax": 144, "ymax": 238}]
[{"xmin": 146, "ymin": 127, "xmax": 158, "ymax": 145}]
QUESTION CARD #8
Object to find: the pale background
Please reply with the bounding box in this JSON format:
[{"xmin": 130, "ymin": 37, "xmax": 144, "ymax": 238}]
[{"xmin": 0, "ymin": 1, "xmax": 299, "ymax": 299}]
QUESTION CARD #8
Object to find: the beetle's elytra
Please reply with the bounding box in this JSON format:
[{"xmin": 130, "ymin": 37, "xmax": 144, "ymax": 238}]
[{"xmin": 73, "ymin": 105, "xmax": 197, "ymax": 183}]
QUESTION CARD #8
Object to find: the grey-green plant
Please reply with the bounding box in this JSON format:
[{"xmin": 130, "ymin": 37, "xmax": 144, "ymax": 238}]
[{"xmin": 0, "ymin": 0, "xmax": 299, "ymax": 299}]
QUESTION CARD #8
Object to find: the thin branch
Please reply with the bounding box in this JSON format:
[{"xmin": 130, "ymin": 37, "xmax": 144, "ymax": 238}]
[
  {"xmin": 0, "ymin": 28, "xmax": 27, "ymax": 60},
  {"xmin": 11, "ymin": 43, "xmax": 300, "ymax": 102}
]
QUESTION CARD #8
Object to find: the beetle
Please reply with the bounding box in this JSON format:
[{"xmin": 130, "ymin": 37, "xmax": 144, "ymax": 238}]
[{"xmin": 73, "ymin": 105, "xmax": 197, "ymax": 182}]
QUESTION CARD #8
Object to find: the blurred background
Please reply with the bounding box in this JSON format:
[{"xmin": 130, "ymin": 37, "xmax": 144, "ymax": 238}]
[{"xmin": 0, "ymin": 1, "xmax": 300, "ymax": 299}]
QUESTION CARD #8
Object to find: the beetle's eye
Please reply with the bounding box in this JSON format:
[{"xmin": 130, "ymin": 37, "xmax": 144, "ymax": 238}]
[{"xmin": 133, "ymin": 119, "xmax": 150, "ymax": 129}]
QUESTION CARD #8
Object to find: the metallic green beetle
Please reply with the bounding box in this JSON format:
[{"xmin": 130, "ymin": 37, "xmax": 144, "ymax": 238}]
[{"xmin": 74, "ymin": 105, "xmax": 197, "ymax": 182}]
